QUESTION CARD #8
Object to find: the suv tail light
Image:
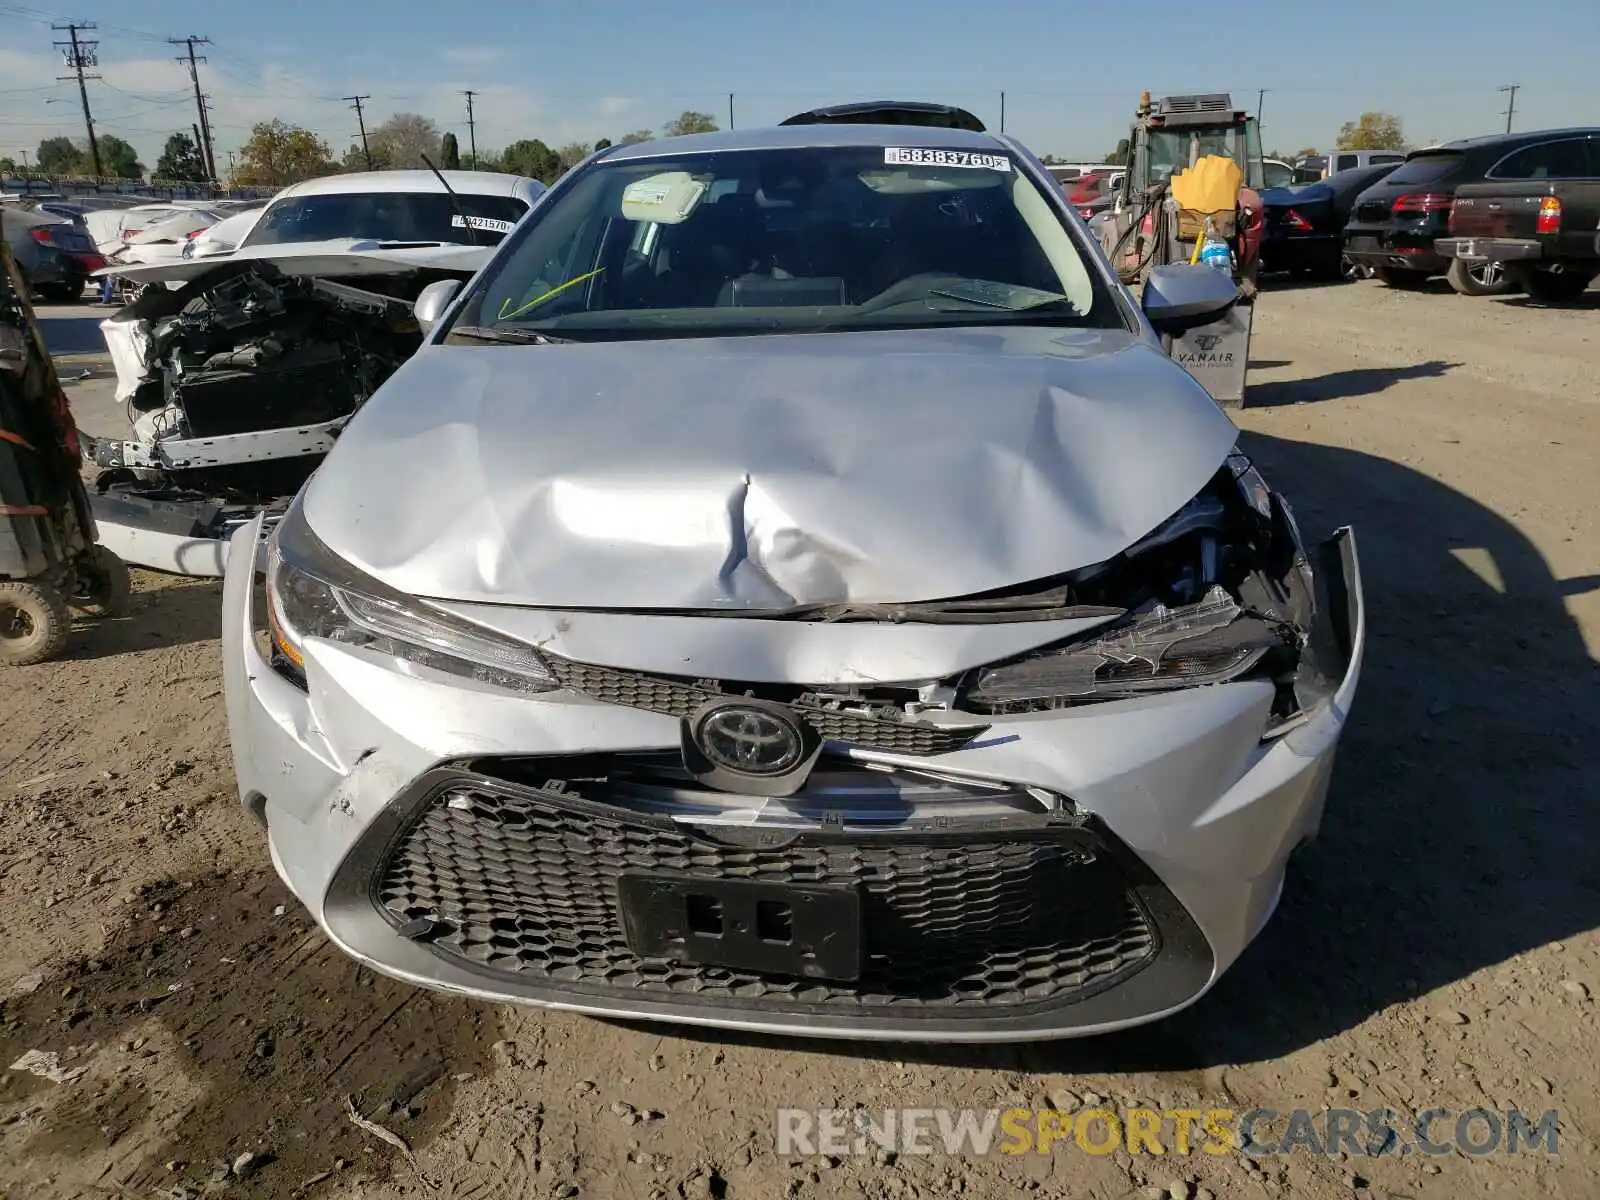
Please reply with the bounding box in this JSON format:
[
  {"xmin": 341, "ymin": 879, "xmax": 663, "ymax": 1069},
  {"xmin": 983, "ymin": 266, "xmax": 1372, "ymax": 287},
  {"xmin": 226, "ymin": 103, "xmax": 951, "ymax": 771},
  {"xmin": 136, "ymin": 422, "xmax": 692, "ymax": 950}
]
[
  {"xmin": 1536, "ymin": 196, "xmax": 1562, "ymax": 234},
  {"xmin": 1281, "ymin": 209, "xmax": 1314, "ymax": 232},
  {"xmin": 28, "ymin": 227, "xmax": 59, "ymax": 248},
  {"xmin": 1392, "ymin": 193, "xmax": 1452, "ymax": 216}
]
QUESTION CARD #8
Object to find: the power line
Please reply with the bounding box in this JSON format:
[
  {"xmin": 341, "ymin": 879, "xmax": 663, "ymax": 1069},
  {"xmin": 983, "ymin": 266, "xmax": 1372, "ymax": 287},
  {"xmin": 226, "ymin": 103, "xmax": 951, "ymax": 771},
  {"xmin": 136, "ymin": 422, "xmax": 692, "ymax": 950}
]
[
  {"xmin": 462, "ymin": 90, "xmax": 478, "ymax": 169},
  {"xmin": 170, "ymin": 36, "xmax": 217, "ymax": 183},
  {"xmin": 344, "ymin": 94, "xmax": 372, "ymax": 168},
  {"xmin": 52, "ymin": 21, "xmax": 101, "ymax": 177}
]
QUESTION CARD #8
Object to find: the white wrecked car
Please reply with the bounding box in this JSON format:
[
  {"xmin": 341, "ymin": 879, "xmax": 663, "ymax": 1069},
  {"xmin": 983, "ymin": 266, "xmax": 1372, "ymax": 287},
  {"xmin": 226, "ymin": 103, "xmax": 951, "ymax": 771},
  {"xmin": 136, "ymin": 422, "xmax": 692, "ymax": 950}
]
[{"xmin": 88, "ymin": 171, "xmax": 545, "ymax": 575}]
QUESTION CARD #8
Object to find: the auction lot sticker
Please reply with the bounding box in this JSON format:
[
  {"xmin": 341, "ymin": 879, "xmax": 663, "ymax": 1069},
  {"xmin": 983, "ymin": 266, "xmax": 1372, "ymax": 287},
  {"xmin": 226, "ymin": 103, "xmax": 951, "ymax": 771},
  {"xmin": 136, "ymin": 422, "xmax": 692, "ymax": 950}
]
[{"xmin": 885, "ymin": 147, "xmax": 1011, "ymax": 171}]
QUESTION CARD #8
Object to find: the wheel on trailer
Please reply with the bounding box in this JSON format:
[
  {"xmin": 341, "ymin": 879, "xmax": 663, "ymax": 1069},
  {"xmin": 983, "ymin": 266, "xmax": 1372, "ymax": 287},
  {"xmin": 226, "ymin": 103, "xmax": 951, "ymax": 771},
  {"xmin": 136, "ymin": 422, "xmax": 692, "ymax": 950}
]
[
  {"xmin": 0, "ymin": 580, "xmax": 72, "ymax": 667},
  {"xmin": 1376, "ymin": 265, "xmax": 1431, "ymax": 289},
  {"xmin": 1512, "ymin": 265, "xmax": 1595, "ymax": 304},
  {"xmin": 69, "ymin": 545, "xmax": 132, "ymax": 618},
  {"xmin": 1446, "ymin": 258, "xmax": 1511, "ymax": 296}
]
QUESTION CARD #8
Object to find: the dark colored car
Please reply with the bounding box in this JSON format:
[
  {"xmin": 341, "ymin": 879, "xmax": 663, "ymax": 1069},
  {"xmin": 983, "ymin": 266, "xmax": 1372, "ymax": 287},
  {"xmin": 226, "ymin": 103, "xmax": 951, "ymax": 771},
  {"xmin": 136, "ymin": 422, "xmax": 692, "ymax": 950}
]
[
  {"xmin": 1344, "ymin": 129, "xmax": 1597, "ymax": 294},
  {"xmin": 1259, "ymin": 162, "xmax": 1401, "ymax": 279},
  {"xmin": 1436, "ymin": 129, "xmax": 1600, "ymax": 303},
  {"xmin": 1, "ymin": 210, "xmax": 106, "ymax": 302}
]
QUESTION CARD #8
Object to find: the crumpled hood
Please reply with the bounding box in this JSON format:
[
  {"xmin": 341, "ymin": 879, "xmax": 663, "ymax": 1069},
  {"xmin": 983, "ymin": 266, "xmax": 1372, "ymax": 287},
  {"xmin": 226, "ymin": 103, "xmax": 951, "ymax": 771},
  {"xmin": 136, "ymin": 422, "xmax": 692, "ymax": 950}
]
[{"xmin": 304, "ymin": 325, "xmax": 1239, "ymax": 609}]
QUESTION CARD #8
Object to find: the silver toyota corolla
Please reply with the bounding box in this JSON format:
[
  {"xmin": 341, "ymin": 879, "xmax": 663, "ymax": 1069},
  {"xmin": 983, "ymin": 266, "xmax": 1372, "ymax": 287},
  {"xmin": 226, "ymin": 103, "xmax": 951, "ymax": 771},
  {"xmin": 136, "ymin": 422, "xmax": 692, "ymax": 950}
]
[{"xmin": 222, "ymin": 122, "xmax": 1364, "ymax": 1041}]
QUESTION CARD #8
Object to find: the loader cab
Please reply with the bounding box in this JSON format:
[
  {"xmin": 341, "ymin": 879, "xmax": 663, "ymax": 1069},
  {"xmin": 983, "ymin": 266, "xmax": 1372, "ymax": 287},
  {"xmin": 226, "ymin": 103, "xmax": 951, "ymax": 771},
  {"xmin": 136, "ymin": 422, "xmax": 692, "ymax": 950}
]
[{"xmin": 1127, "ymin": 93, "xmax": 1265, "ymax": 196}]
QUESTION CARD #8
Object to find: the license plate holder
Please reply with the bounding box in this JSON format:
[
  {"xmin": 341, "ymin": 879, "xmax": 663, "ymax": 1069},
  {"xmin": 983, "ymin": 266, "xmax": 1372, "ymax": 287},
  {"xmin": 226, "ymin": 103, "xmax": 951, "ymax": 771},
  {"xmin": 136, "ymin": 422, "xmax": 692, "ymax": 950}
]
[{"xmin": 618, "ymin": 873, "xmax": 862, "ymax": 982}]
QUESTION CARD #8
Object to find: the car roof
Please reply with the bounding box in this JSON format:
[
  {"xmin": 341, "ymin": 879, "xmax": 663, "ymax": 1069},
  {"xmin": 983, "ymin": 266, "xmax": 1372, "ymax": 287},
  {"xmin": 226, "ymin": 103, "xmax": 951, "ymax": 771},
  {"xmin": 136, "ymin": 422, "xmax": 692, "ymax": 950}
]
[
  {"xmin": 603, "ymin": 123, "xmax": 1011, "ymax": 162},
  {"xmin": 273, "ymin": 170, "xmax": 539, "ymax": 199},
  {"xmin": 1422, "ymin": 127, "xmax": 1600, "ymax": 153}
]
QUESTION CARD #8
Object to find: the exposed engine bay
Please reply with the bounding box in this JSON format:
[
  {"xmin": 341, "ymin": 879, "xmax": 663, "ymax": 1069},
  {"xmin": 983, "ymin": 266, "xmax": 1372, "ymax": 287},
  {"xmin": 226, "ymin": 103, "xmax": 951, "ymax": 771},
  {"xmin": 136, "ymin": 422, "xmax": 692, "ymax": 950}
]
[{"xmin": 86, "ymin": 259, "xmax": 472, "ymax": 575}]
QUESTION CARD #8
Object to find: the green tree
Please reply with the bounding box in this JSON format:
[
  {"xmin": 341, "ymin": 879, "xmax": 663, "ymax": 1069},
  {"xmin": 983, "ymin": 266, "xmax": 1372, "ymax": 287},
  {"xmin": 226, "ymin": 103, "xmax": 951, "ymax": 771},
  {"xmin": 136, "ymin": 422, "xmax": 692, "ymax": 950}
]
[
  {"xmin": 155, "ymin": 132, "xmax": 207, "ymax": 182},
  {"xmin": 368, "ymin": 112, "xmax": 442, "ymax": 169},
  {"xmin": 499, "ymin": 138, "xmax": 561, "ymax": 183},
  {"xmin": 36, "ymin": 136, "xmax": 83, "ymax": 174},
  {"xmin": 236, "ymin": 119, "xmax": 336, "ymax": 186},
  {"xmin": 342, "ymin": 141, "xmax": 384, "ymax": 170},
  {"xmin": 555, "ymin": 142, "xmax": 591, "ymax": 173},
  {"xmin": 440, "ymin": 132, "xmax": 461, "ymax": 170},
  {"xmin": 593, "ymin": 137, "xmax": 613, "ymax": 152},
  {"xmin": 661, "ymin": 111, "xmax": 717, "ymax": 137},
  {"xmin": 1103, "ymin": 137, "xmax": 1131, "ymax": 166},
  {"xmin": 0, "ymin": 156, "xmax": 16, "ymax": 176},
  {"xmin": 1336, "ymin": 113, "xmax": 1405, "ymax": 151},
  {"xmin": 617, "ymin": 129, "xmax": 653, "ymax": 145},
  {"xmin": 97, "ymin": 135, "xmax": 145, "ymax": 179}
]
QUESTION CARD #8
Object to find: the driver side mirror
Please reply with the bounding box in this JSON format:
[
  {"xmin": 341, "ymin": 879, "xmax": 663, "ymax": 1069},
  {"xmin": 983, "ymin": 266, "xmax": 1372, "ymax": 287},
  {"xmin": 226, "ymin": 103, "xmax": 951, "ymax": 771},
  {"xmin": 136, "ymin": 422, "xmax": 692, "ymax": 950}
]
[
  {"xmin": 1141, "ymin": 264, "xmax": 1238, "ymax": 336},
  {"xmin": 413, "ymin": 279, "xmax": 462, "ymax": 334}
]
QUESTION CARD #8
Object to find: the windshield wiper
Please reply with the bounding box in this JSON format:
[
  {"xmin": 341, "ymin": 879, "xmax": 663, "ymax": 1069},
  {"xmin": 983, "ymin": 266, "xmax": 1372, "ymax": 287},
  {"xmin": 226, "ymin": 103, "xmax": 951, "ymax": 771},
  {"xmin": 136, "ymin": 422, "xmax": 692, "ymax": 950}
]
[
  {"xmin": 445, "ymin": 325, "xmax": 575, "ymax": 345},
  {"xmin": 926, "ymin": 288, "xmax": 1081, "ymax": 316}
]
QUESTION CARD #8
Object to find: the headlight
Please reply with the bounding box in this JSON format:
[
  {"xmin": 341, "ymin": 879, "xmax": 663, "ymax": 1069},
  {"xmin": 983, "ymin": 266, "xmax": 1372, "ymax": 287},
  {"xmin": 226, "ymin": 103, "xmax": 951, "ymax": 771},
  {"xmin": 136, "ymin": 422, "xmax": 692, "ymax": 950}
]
[
  {"xmin": 264, "ymin": 502, "xmax": 557, "ymax": 694},
  {"xmin": 964, "ymin": 585, "xmax": 1284, "ymax": 711}
]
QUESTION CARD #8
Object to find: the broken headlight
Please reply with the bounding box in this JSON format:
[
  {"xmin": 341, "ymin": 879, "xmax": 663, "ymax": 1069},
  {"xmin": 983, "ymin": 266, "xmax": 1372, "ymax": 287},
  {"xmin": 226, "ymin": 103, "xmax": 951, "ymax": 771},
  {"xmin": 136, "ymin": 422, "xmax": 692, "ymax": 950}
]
[
  {"xmin": 263, "ymin": 502, "xmax": 557, "ymax": 694},
  {"xmin": 963, "ymin": 450, "xmax": 1307, "ymax": 713},
  {"xmin": 965, "ymin": 586, "xmax": 1285, "ymax": 709}
]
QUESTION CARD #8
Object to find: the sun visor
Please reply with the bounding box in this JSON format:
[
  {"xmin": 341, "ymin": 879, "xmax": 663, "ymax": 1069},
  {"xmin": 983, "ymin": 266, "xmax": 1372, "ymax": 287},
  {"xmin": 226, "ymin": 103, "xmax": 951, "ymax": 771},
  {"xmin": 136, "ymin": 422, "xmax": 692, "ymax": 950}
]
[{"xmin": 620, "ymin": 173, "xmax": 708, "ymax": 224}]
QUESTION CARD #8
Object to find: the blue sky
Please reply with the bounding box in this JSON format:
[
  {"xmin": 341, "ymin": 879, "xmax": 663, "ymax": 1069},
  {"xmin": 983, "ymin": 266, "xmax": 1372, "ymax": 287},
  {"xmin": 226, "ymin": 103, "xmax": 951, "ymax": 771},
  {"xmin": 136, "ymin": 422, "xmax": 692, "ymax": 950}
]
[{"xmin": 3, "ymin": 0, "xmax": 1597, "ymax": 170}]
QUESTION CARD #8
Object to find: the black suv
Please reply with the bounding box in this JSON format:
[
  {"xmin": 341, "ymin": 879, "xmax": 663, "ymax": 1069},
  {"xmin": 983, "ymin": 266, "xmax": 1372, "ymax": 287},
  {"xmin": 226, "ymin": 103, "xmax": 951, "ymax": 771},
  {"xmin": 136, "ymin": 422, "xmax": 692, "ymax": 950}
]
[{"xmin": 1343, "ymin": 128, "xmax": 1598, "ymax": 294}]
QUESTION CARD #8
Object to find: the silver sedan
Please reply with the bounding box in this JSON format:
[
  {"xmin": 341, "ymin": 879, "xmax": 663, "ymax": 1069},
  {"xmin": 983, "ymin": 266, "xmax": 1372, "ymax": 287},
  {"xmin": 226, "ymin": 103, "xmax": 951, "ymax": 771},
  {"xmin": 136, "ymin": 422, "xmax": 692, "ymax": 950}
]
[{"xmin": 222, "ymin": 121, "xmax": 1363, "ymax": 1041}]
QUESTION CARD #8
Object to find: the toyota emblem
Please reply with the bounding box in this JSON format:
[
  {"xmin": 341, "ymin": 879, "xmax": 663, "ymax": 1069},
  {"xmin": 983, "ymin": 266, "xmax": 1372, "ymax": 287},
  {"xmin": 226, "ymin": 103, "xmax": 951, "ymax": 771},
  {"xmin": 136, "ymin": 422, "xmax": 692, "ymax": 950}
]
[{"xmin": 692, "ymin": 703, "xmax": 806, "ymax": 777}]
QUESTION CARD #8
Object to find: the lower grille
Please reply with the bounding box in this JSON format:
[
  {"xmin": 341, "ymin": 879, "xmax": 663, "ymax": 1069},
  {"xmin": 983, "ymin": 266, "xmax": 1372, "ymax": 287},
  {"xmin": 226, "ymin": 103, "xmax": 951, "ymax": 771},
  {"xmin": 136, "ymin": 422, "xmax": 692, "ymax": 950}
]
[{"xmin": 372, "ymin": 770, "xmax": 1160, "ymax": 1015}]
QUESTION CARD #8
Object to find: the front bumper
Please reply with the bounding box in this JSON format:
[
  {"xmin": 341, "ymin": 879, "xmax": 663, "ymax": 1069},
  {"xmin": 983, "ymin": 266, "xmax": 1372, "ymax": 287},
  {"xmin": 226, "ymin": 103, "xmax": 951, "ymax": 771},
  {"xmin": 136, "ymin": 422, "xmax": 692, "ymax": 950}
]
[
  {"xmin": 1435, "ymin": 237, "xmax": 1543, "ymax": 263},
  {"xmin": 223, "ymin": 526, "xmax": 1365, "ymax": 1041}
]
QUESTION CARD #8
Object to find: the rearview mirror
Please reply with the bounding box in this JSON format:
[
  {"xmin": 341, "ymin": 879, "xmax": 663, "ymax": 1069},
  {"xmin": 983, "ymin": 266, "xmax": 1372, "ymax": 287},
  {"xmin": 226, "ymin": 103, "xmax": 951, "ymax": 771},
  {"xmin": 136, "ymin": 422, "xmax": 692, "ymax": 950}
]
[
  {"xmin": 1141, "ymin": 265, "xmax": 1238, "ymax": 336},
  {"xmin": 413, "ymin": 279, "xmax": 461, "ymax": 334}
]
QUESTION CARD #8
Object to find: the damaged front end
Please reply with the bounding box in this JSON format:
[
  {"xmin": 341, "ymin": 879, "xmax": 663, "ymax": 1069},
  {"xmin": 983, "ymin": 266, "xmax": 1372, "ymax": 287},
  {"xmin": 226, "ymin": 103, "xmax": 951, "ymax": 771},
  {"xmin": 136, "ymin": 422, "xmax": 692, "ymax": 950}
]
[
  {"xmin": 958, "ymin": 452, "xmax": 1346, "ymax": 737},
  {"xmin": 86, "ymin": 261, "xmax": 466, "ymax": 575}
]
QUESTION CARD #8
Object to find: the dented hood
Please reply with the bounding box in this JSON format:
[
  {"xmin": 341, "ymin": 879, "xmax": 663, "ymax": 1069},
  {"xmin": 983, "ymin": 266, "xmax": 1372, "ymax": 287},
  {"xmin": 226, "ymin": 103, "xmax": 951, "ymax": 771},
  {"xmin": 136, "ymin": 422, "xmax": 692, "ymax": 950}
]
[
  {"xmin": 303, "ymin": 326, "xmax": 1240, "ymax": 610},
  {"xmin": 96, "ymin": 238, "xmax": 492, "ymax": 283}
]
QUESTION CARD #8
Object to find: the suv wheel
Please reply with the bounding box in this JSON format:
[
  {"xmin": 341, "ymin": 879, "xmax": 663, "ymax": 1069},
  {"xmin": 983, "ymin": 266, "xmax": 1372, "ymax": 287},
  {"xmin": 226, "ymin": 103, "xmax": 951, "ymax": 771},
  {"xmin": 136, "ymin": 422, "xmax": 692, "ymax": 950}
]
[
  {"xmin": 1446, "ymin": 258, "xmax": 1511, "ymax": 296},
  {"xmin": 1513, "ymin": 265, "xmax": 1595, "ymax": 304}
]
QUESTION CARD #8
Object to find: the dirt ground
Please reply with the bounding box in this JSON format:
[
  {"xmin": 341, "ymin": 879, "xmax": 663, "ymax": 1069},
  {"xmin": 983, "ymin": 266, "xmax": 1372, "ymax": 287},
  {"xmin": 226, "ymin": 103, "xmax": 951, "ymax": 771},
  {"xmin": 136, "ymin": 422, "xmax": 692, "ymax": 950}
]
[{"xmin": 3, "ymin": 279, "xmax": 1597, "ymax": 1200}]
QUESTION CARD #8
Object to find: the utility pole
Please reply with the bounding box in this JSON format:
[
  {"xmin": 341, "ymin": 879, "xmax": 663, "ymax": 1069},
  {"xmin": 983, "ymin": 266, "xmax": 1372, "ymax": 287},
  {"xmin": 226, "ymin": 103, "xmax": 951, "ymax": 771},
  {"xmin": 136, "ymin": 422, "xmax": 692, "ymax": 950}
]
[
  {"xmin": 52, "ymin": 22, "xmax": 102, "ymax": 179},
  {"xmin": 171, "ymin": 37, "xmax": 216, "ymax": 182},
  {"xmin": 226, "ymin": 150, "xmax": 235, "ymax": 184},
  {"xmin": 344, "ymin": 95, "xmax": 372, "ymax": 168},
  {"xmin": 462, "ymin": 90, "xmax": 478, "ymax": 169},
  {"xmin": 999, "ymin": 91, "xmax": 1006, "ymax": 133},
  {"xmin": 728, "ymin": 92, "xmax": 735, "ymax": 130},
  {"xmin": 1498, "ymin": 84, "xmax": 1519, "ymax": 134},
  {"xmin": 1256, "ymin": 88, "xmax": 1267, "ymax": 135}
]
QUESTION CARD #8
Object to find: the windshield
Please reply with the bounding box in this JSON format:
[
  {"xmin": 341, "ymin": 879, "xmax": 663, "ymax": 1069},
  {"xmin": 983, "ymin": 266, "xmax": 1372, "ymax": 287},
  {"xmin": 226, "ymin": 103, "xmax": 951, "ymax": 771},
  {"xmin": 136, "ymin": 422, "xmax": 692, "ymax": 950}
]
[
  {"xmin": 447, "ymin": 145, "xmax": 1117, "ymax": 342},
  {"xmin": 1147, "ymin": 126, "xmax": 1248, "ymax": 184},
  {"xmin": 241, "ymin": 191, "xmax": 529, "ymax": 248}
]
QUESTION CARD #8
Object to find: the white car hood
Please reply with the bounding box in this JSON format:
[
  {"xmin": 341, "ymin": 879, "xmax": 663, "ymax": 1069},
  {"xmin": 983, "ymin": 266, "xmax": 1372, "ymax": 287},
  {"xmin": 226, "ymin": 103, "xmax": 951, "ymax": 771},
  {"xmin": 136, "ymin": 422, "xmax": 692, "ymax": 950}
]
[
  {"xmin": 303, "ymin": 325, "xmax": 1241, "ymax": 610},
  {"xmin": 96, "ymin": 238, "xmax": 493, "ymax": 282}
]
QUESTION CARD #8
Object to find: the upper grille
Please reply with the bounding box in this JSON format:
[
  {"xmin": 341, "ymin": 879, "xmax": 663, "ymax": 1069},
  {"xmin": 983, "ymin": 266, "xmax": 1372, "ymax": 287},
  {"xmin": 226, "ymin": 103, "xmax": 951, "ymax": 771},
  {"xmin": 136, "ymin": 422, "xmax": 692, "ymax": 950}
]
[
  {"xmin": 373, "ymin": 772, "xmax": 1159, "ymax": 1015},
  {"xmin": 543, "ymin": 656, "xmax": 987, "ymax": 757}
]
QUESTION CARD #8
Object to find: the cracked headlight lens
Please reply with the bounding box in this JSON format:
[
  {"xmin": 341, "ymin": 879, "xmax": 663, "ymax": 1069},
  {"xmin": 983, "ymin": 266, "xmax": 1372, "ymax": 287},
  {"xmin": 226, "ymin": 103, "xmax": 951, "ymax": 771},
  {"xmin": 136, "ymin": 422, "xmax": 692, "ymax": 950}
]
[
  {"xmin": 264, "ymin": 501, "xmax": 556, "ymax": 693},
  {"xmin": 965, "ymin": 586, "xmax": 1284, "ymax": 710}
]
